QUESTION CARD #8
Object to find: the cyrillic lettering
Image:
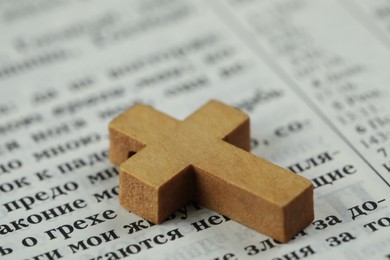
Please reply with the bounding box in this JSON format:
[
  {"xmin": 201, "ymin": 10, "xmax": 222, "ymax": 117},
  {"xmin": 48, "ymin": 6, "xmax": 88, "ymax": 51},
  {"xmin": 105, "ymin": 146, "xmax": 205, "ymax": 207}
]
[
  {"xmin": 56, "ymin": 199, "xmax": 86, "ymax": 216},
  {"xmin": 4, "ymin": 140, "xmax": 20, "ymax": 153},
  {"xmin": 88, "ymin": 167, "xmax": 119, "ymax": 184},
  {"xmin": 102, "ymin": 210, "xmax": 117, "ymax": 220},
  {"xmin": 364, "ymin": 217, "xmax": 390, "ymax": 232},
  {"xmin": 41, "ymin": 208, "xmax": 60, "ymax": 220},
  {"xmin": 14, "ymin": 177, "xmax": 31, "ymax": 188},
  {"xmin": 348, "ymin": 199, "xmax": 385, "ymax": 220},
  {"xmin": 166, "ymin": 228, "xmax": 183, "ymax": 240},
  {"xmin": 260, "ymin": 239, "xmax": 277, "ymax": 251},
  {"xmin": 244, "ymin": 238, "xmax": 279, "ymax": 255},
  {"xmin": 68, "ymin": 241, "xmax": 87, "ymax": 254},
  {"xmin": 123, "ymin": 219, "xmax": 155, "ymax": 234},
  {"xmin": 0, "ymin": 246, "xmax": 13, "ymax": 256},
  {"xmin": 100, "ymin": 229, "xmax": 120, "ymax": 242},
  {"xmin": 31, "ymin": 119, "xmax": 86, "ymax": 143},
  {"xmin": 87, "ymin": 150, "xmax": 109, "ymax": 166},
  {"xmin": 0, "ymin": 113, "xmax": 42, "ymax": 136},
  {"xmin": 125, "ymin": 244, "xmax": 141, "ymax": 254},
  {"xmin": 312, "ymin": 220, "xmax": 327, "ymax": 230},
  {"xmin": 53, "ymin": 88, "xmax": 124, "ymax": 116},
  {"xmin": 63, "ymin": 181, "xmax": 78, "ymax": 191},
  {"xmin": 0, "ymin": 159, "xmax": 22, "ymax": 175},
  {"xmin": 279, "ymin": 251, "xmax": 299, "ymax": 260},
  {"xmin": 209, "ymin": 215, "xmax": 223, "ymax": 225},
  {"xmin": 0, "ymin": 199, "xmax": 86, "ymax": 236},
  {"xmin": 170, "ymin": 206, "xmax": 189, "ymax": 220},
  {"xmin": 33, "ymin": 133, "xmax": 101, "ymax": 161},
  {"xmin": 27, "ymin": 214, "xmax": 43, "ymax": 224},
  {"xmin": 326, "ymin": 215, "xmax": 343, "ymax": 226},
  {"xmin": 168, "ymin": 203, "xmax": 198, "ymax": 220},
  {"xmin": 139, "ymin": 239, "xmax": 153, "ymax": 249},
  {"xmin": 343, "ymin": 164, "xmax": 357, "ymax": 174},
  {"xmin": 191, "ymin": 214, "xmax": 229, "ymax": 232},
  {"xmin": 58, "ymin": 150, "xmax": 108, "ymax": 174},
  {"xmin": 275, "ymin": 120, "xmax": 309, "ymax": 138},
  {"xmin": 45, "ymin": 210, "xmax": 117, "ymax": 240},
  {"xmin": 191, "ymin": 219, "xmax": 211, "ymax": 231},
  {"xmin": 87, "ymin": 236, "xmax": 102, "ymax": 246},
  {"xmin": 50, "ymin": 187, "xmax": 67, "ymax": 200},
  {"xmin": 153, "ymin": 234, "xmax": 168, "ymax": 244},
  {"xmin": 326, "ymin": 236, "xmax": 340, "ymax": 247},
  {"xmin": 244, "ymin": 245, "xmax": 260, "ymax": 256},
  {"xmin": 29, "ymin": 249, "xmax": 62, "ymax": 260},
  {"xmin": 9, "ymin": 160, "xmax": 21, "ymax": 169},
  {"xmin": 272, "ymin": 245, "xmax": 315, "ymax": 260},
  {"xmin": 326, "ymin": 232, "xmax": 355, "ymax": 247},
  {"xmin": 57, "ymin": 225, "xmax": 74, "ymax": 240},
  {"xmin": 86, "ymin": 214, "xmax": 104, "ymax": 226},
  {"xmin": 287, "ymin": 151, "xmax": 337, "ymax": 173},
  {"xmin": 10, "ymin": 218, "xmax": 29, "ymax": 230},
  {"xmin": 363, "ymin": 221, "xmax": 378, "ymax": 232},
  {"xmin": 362, "ymin": 201, "xmax": 378, "ymax": 211},
  {"xmin": 45, "ymin": 249, "xmax": 62, "ymax": 260},
  {"xmin": 22, "ymin": 237, "xmax": 38, "ymax": 247},
  {"xmin": 378, "ymin": 217, "xmax": 390, "ymax": 227},
  {"xmin": 93, "ymin": 185, "xmax": 119, "ymax": 203},
  {"xmin": 340, "ymin": 232, "xmax": 355, "ymax": 242},
  {"xmin": 73, "ymin": 220, "xmax": 88, "ymax": 230},
  {"xmin": 312, "ymin": 215, "xmax": 342, "ymax": 230},
  {"xmin": 91, "ymin": 228, "xmax": 184, "ymax": 258},
  {"xmin": 0, "ymin": 177, "xmax": 30, "ymax": 193},
  {"xmin": 299, "ymin": 245, "xmax": 316, "ymax": 257},
  {"xmin": 19, "ymin": 196, "xmax": 36, "ymax": 211},
  {"xmin": 35, "ymin": 170, "xmax": 52, "ymax": 181},
  {"xmin": 213, "ymin": 253, "xmax": 237, "ymax": 260},
  {"xmin": 0, "ymin": 182, "xmax": 13, "ymax": 193},
  {"xmin": 2, "ymin": 182, "xmax": 79, "ymax": 212},
  {"xmin": 2, "ymin": 200, "xmax": 21, "ymax": 212},
  {"xmin": 312, "ymin": 164, "xmax": 356, "ymax": 189},
  {"xmin": 349, "ymin": 206, "xmax": 367, "ymax": 220},
  {"xmin": 0, "ymin": 224, "xmax": 13, "ymax": 235}
]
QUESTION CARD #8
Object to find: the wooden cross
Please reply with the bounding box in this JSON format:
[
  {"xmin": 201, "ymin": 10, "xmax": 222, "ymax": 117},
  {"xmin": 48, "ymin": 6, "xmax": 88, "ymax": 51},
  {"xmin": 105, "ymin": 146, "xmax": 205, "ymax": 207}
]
[{"xmin": 109, "ymin": 100, "xmax": 313, "ymax": 242}]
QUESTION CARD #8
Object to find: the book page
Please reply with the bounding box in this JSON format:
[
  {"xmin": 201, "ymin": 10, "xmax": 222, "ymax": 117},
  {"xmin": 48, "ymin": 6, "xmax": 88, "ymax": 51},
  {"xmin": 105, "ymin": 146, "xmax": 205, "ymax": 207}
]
[{"xmin": 0, "ymin": 0, "xmax": 389, "ymax": 259}]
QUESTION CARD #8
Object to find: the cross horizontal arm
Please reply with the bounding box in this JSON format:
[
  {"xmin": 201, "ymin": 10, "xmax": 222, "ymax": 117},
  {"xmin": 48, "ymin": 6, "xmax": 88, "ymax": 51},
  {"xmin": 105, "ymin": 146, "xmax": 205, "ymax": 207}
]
[
  {"xmin": 119, "ymin": 145, "xmax": 193, "ymax": 223},
  {"xmin": 192, "ymin": 140, "xmax": 313, "ymax": 242},
  {"xmin": 109, "ymin": 104, "xmax": 178, "ymax": 165}
]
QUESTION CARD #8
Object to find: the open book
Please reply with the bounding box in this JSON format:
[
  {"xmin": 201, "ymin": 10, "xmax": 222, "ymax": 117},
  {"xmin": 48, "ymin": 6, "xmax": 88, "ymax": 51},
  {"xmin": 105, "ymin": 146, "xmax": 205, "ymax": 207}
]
[{"xmin": 0, "ymin": 0, "xmax": 389, "ymax": 259}]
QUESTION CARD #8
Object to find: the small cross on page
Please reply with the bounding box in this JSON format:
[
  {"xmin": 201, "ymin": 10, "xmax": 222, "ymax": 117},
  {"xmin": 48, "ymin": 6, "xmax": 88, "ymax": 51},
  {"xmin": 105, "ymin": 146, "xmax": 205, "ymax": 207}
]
[{"xmin": 109, "ymin": 100, "xmax": 314, "ymax": 242}]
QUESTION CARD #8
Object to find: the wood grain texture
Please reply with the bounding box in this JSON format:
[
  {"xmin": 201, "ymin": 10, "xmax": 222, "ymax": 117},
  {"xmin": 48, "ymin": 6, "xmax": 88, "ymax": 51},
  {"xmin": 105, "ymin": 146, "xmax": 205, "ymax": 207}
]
[{"xmin": 109, "ymin": 100, "xmax": 314, "ymax": 242}]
